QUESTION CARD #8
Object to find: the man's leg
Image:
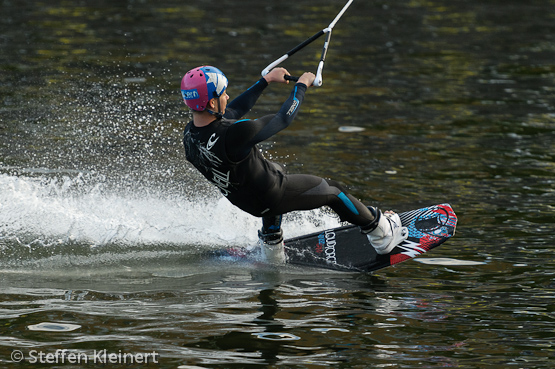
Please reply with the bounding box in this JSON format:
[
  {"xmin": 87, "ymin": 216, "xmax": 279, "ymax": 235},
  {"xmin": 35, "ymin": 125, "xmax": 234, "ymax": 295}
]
[
  {"xmin": 273, "ymin": 174, "xmax": 407, "ymax": 255},
  {"xmin": 273, "ymin": 174, "xmax": 376, "ymax": 227},
  {"xmin": 258, "ymin": 214, "xmax": 285, "ymax": 263},
  {"xmin": 259, "ymin": 214, "xmax": 283, "ymax": 245}
]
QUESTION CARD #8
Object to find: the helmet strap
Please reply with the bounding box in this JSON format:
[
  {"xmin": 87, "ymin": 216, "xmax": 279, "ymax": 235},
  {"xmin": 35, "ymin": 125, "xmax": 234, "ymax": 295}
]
[
  {"xmin": 206, "ymin": 109, "xmax": 223, "ymax": 119},
  {"xmin": 206, "ymin": 93, "xmax": 223, "ymax": 119}
]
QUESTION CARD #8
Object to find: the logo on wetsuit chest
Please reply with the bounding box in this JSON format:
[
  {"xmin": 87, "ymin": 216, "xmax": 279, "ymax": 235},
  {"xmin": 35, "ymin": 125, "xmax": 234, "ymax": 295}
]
[
  {"xmin": 315, "ymin": 230, "xmax": 337, "ymax": 264},
  {"xmin": 206, "ymin": 133, "xmax": 219, "ymax": 151}
]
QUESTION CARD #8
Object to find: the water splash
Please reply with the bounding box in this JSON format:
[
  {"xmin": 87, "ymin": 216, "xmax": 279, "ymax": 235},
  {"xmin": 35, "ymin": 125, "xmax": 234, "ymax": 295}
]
[{"xmin": 0, "ymin": 171, "xmax": 340, "ymax": 269}]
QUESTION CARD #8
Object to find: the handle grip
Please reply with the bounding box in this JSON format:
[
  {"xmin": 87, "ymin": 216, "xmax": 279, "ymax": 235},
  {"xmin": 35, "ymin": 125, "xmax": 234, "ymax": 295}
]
[{"xmin": 285, "ymin": 74, "xmax": 322, "ymax": 87}]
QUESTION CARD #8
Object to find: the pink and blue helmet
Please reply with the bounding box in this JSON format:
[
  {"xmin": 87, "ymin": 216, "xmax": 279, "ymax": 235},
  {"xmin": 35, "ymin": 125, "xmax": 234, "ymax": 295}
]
[{"xmin": 181, "ymin": 66, "xmax": 228, "ymax": 111}]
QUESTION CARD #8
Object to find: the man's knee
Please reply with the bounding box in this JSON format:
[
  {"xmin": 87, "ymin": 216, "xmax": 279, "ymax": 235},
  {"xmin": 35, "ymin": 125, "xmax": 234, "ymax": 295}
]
[
  {"xmin": 270, "ymin": 162, "xmax": 284, "ymax": 174},
  {"xmin": 325, "ymin": 178, "xmax": 346, "ymax": 194}
]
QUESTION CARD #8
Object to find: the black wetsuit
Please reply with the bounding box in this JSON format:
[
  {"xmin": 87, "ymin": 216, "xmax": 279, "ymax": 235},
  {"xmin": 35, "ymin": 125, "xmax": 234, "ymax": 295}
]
[{"xmin": 183, "ymin": 78, "xmax": 375, "ymax": 233}]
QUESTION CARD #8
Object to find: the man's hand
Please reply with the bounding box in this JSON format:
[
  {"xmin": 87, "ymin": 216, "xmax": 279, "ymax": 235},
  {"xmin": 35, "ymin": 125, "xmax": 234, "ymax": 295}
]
[
  {"xmin": 263, "ymin": 67, "xmax": 290, "ymax": 84},
  {"xmin": 297, "ymin": 72, "xmax": 316, "ymax": 88}
]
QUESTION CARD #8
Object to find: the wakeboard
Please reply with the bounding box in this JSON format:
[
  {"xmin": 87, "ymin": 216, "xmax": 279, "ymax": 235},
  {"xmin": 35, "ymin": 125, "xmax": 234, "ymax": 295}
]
[{"xmin": 213, "ymin": 203, "xmax": 457, "ymax": 273}]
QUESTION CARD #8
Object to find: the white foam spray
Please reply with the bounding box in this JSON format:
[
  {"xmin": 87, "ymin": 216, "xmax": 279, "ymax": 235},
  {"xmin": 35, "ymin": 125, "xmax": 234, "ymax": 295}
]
[{"xmin": 0, "ymin": 172, "xmax": 340, "ymax": 251}]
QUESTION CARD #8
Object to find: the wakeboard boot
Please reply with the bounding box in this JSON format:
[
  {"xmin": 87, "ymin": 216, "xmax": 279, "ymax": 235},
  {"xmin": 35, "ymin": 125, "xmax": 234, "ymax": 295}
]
[
  {"xmin": 361, "ymin": 207, "xmax": 409, "ymax": 255},
  {"xmin": 258, "ymin": 228, "xmax": 286, "ymax": 264}
]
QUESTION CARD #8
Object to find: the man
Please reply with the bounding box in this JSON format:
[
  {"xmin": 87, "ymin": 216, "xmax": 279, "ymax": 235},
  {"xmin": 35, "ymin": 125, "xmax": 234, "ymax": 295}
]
[{"xmin": 181, "ymin": 65, "xmax": 407, "ymax": 261}]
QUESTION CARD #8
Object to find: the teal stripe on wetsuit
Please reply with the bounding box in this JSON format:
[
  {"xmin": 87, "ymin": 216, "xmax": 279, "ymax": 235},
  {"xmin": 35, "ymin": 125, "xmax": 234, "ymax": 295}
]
[{"xmin": 338, "ymin": 192, "xmax": 359, "ymax": 215}]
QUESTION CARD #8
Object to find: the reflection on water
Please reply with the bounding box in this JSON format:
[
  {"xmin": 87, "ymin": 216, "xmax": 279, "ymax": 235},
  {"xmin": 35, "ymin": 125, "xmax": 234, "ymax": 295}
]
[
  {"xmin": 1, "ymin": 0, "xmax": 554, "ymax": 367},
  {"xmin": 1, "ymin": 265, "xmax": 553, "ymax": 368}
]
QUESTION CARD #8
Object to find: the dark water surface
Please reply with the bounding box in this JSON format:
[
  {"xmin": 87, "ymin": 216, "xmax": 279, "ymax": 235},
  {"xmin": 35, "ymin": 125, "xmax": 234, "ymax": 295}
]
[{"xmin": 1, "ymin": 0, "xmax": 554, "ymax": 368}]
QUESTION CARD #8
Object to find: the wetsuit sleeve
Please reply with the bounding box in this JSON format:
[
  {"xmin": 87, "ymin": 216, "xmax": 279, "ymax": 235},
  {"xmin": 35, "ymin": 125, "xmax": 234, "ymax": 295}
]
[
  {"xmin": 226, "ymin": 83, "xmax": 308, "ymax": 161},
  {"xmin": 224, "ymin": 78, "xmax": 269, "ymax": 119}
]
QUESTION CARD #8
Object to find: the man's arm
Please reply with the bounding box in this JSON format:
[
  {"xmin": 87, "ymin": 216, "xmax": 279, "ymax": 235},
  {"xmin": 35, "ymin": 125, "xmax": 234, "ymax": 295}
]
[
  {"xmin": 226, "ymin": 80, "xmax": 311, "ymax": 162},
  {"xmin": 224, "ymin": 68, "xmax": 291, "ymax": 120},
  {"xmin": 224, "ymin": 78, "xmax": 268, "ymax": 119}
]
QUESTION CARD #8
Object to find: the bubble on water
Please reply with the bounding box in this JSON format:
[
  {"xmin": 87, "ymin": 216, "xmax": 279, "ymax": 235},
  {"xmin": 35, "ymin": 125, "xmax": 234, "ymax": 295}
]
[
  {"xmin": 252, "ymin": 332, "xmax": 301, "ymax": 341},
  {"xmin": 415, "ymin": 258, "xmax": 486, "ymax": 266},
  {"xmin": 28, "ymin": 322, "xmax": 81, "ymax": 332},
  {"xmin": 338, "ymin": 126, "xmax": 365, "ymax": 133}
]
